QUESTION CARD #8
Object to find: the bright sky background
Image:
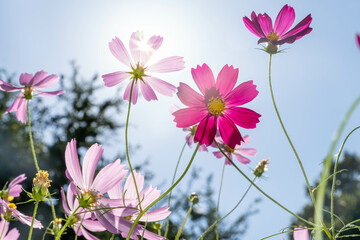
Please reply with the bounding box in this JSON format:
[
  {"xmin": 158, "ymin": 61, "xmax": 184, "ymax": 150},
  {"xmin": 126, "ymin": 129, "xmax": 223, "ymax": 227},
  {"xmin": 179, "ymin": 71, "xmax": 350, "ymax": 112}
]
[{"xmin": 1, "ymin": 0, "xmax": 360, "ymax": 239}]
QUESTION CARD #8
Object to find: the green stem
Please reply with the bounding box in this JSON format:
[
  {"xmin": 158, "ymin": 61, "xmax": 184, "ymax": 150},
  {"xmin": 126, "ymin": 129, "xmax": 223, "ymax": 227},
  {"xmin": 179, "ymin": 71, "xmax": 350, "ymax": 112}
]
[
  {"xmin": 126, "ymin": 144, "xmax": 200, "ymax": 240},
  {"xmin": 27, "ymin": 101, "xmax": 40, "ymax": 172},
  {"xmin": 55, "ymin": 206, "xmax": 81, "ymax": 240},
  {"xmin": 314, "ymin": 95, "xmax": 360, "ymax": 240},
  {"xmin": 28, "ymin": 201, "xmax": 39, "ymax": 240},
  {"xmin": 110, "ymin": 234, "xmax": 115, "ymax": 240},
  {"xmin": 164, "ymin": 141, "xmax": 188, "ymax": 239},
  {"xmin": 268, "ymin": 54, "xmax": 316, "ymax": 206},
  {"xmin": 0, "ymin": 219, "xmax": 7, "ymax": 239},
  {"xmin": 198, "ymin": 177, "xmax": 256, "ymax": 240},
  {"xmin": 175, "ymin": 202, "xmax": 194, "ymax": 240},
  {"xmin": 125, "ymin": 80, "xmax": 143, "ymax": 212},
  {"xmin": 216, "ymin": 162, "xmax": 226, "ymax": 240},
  {"xmin": 214, "ymin": 141, "xmax": 314, "ymax": 227},
  {"xmin": 48, "ymin": 196, "xmax": 57, "ymax": 222},
  {"xmin": 330, "ymin": 126, "xmax": 360, "ymax": 238}
]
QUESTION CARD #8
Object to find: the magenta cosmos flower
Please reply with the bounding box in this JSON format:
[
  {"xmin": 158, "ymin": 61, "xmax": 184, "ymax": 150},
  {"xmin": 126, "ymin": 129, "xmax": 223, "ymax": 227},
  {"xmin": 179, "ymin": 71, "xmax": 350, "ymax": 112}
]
[
  {"xmin": 357, "ymin": 34, "xmax": 360, "ymax": 49},
  {"xmin": 0, "ymin": 218, "xmax": 20, "ymax": 240},
  {"xmin": 102, "ymin": 30, "xmax": 185, "ymax": 104},
  {"xmin": 243, "ymin": 4, "xmax": 312, "ymax": 47},
  {"xmin": 0, "ymin": 71, "xmax": 64, "ymax": 123},
  {"xmin": 173, "ymin": 64, "xmax": 261, "ymax": 149},
  {"xmin": 107, "ymin": 170, "xmax": 170, "ymax": 240},
  {"xmin": 212, "ymin": 134, "xmax": 256, "ymax": 165},
  {"xmin": 61, "ymin": 183, "xmax": 106, "ymax": 240}
]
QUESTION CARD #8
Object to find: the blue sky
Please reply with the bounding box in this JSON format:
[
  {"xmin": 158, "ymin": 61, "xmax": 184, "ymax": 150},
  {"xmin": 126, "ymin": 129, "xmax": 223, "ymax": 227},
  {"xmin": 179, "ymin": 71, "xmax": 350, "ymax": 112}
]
[{"xmin": 1, "ymin": 0, "xmax": 360, "ymax": 239}]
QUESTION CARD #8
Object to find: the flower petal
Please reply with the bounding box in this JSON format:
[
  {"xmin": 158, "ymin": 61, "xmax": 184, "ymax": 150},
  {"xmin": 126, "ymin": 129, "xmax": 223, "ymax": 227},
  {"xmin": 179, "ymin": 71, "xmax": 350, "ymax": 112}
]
[
  {"xmin": 194, "ymin": 115, "xmax": 217, "ymax": 146},
  {"xmin": 4, "ymin": 228, "xmax": 20, "ymax": 240},
  {"xmin": 129, "ymin": 31, "xmax": 144, "ymax": 64},
  {"xmin": 236, "ymin": 148, "xmax": 257, "ymax": 156},
  {"xmin": 176, "ymin": 82, "xmax": 204, "ymax": 107},
  {"xmin": 60, "ymin": 187, "xmax": 70, "ymax": 215},
  {"xmin": 102, "ymin": 71, "xmax": 131, "ymax": 87},
  {"xmin": 226, "ymin": 107, "xmax": 261, "ymax": 129},
  {"xmin": 82, "ymin": 219, "xmax": 106, "ymax": 232},
  {"xmin": 141, "ymin": 34, "xmax": 163, "ymax": 65},
  {"xmin": 191, "ymin": 64, "xmax": 216, "ymax": 95},
  {"xmin": 123, "ymin": 81, "xmax": 139, "ymax": 105},
  {"xmin": 243, "ymin": 15, "xmax": 264, "ymax": 38},
  {"xmin": 234, "ymin": 153, "xmax": 251, "ymax": 165},
  {"xmin": 91, "ymin": 159, "xmax": 127, "ymax": 195},
  {"xmin": 218, "ymin": 116, "xmax": 242, "ymax": 149},
  {"xmin": 173, "ymin": 108, "xmax": 207, "ymax": 128},
  {"xmin": 124, "ymin": 171, "xmax": 144, "ymax": 200},
  {"xmin": 82, "ymin": 143, "xmax": 104, "ymax": 189},
  {"xmin": 281, "ymin": 14, "xmax": 312, "ymax": 39},
  {"xmin": 294, "ymin": 228, "xmax": 309, "ymax": 240},
  {"xmin": 139, "ymin": 81, "xmax": 157, "ymax": 101},
  {"xmin": 65, "ymin": 139, "xmax": 85, "ymax": 190},
  {"xmin": 216, "ymin": 65, "xmax": 239, "ymax": 97},
  {"xmin": 109, "ymin": 37, "xmax": 132, "ymax": 67},
  {"xmin": 0, "ymin": 79, "xmax": 22, "ymax": 92},
  {"xmin": 80, "ymin": 226, "xmax": 100, "ymax": 240},
  {"xmin": 12, "ymin": 96, "xmax": 27, "ymax": 124},
  {"xmin": 276, "ymin": 27, "xmax": 312, "ymax": 45},
  {"xmin": 147, "ymin": 56, "xmax": 185, "ymax": 73},
  {"xmin": 146, "ymin": 77, "xmax": 176, "ymax": 97},
  {"xmin": 139, "ymin": 206, "xmax": 170, "ymax": 222},
  {"xmin": 32, "ymin": 74, "xmax": 59, "ymax": 88},
  {"xmin": 274, "ymin": 4, "xmax": 295, "ymax": 36},
  {"xmin": 257, "ymin": 13, "xmax": 273, "ymax": 36},
  {"xmin": 19, "ymin": 73, "xmax": 34, "ymax": 86},
  {"xmin": 8, "ymin": 173, "xmax": 26, "ymax": 197},
  {"xmin": 33, "ymin": 90, "xmax": 64, "ymax": 97},
  {"xmin": 225, "ymin": 80, "xmax": 258, "ymax": 106},
  {"xmin": 30, "ymin": 71, "xmax": 49, "ymax": 87}
]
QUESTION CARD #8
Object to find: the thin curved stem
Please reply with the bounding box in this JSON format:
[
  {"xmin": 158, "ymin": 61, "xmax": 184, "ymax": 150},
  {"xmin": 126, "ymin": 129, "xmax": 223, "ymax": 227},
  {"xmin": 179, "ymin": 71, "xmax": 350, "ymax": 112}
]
[
  {"xmin": 268, "ymin": 54, "xmax": 316, "ymax": 206},
  {"xmin": 55, "ymin": 206, "xmax": 81, "ymax": 240},
  {"xmin": 214, "ymin": 141, "xmax": 315, "ymax": 227},
  {"xmin": 175, "ymin": 202, "xmax": 194, "ymax": 240},
  {"xmin": 198, "ymin": 176, "xmax": 257, "ymax": 240},
  {"xmin": 0, "ymin": 219, "xmax": 7, "ymax": 239},
  {"xmin": 110, "ymin": 234, "xmax": 115, "ymax": 240},
  {"xmin": 216, "ymin": 162, "xmax": 226, "ymax": 240},
  {"xmin": 164, "ymin": 140, "xmax": 188, "ymax": 238},
  {"xmin": 27, "ymin": 101, "xmax": 40, "ymax": 172},
  {"xmin": 28, "ymin": 200, "xmax": 39, "ymax": 240},
  {"xmin": 314, "ymin": 95, "xmax": 360, "ymax": 240},
  {"xmin": 331, "ymin": 126, "xmax": 360, "ymax": 238},
  {"xmin": 125, "ymin": 80, "xmax": 143, "ymax": 212},
  {"xmin": 126, "ymin": 144, "xmax": 200, "ymax": 240}
]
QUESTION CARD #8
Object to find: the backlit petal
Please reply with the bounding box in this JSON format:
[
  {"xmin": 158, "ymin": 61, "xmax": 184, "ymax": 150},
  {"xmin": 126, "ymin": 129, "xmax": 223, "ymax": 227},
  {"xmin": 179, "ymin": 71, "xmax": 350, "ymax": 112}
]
[{"xmin": 191, "ymin": 64, "xmax": 216, "ymax": 95}]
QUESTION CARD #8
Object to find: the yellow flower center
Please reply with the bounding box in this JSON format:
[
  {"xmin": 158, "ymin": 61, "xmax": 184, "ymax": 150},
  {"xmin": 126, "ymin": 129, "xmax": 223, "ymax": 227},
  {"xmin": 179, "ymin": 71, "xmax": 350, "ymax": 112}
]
[
  {"xmin": 23, "ymin": 86, "xmax": 33, "ymax": 100},
  {"xmin": 266, "ymin": 31, "xmax": 279, "ymax": 42},
  {"xmin": 7, "ymin": 196, "xmax": 14, "ymax": 202},
  {"xmin": 207, "ymin": 97, "xmax": 226, "ymax": 115},
  {"xmin": 33, "ymin": 170, "xmax": 52, "ymax": 188},
  {"xmin": 8, "ymin": 203, "xmax": 16, "ymax": 209},
  {"xmin": 130, "ymin": 63, "xmax": 147, "ymax": 81},
  {"xmin": 223, "ymin": 144, "xmax": 234, "ymax": 153}
]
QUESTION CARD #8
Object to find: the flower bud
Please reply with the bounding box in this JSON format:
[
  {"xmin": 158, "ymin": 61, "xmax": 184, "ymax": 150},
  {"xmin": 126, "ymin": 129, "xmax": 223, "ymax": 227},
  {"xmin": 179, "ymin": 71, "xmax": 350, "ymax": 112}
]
[
  {"xmin": 151, "ymin": 222, "xmax": 162, "ymax": 230},
  {"xmin": 32, "ymin": 170, "xmax": 52, "ymax": 201},
  {"xmin": 190, "ymin": 192, "xmax": 199, "ymax": 204},
  {"xmin": 253, "ymin": 159, "xmax": 270, "ymax": 177}
]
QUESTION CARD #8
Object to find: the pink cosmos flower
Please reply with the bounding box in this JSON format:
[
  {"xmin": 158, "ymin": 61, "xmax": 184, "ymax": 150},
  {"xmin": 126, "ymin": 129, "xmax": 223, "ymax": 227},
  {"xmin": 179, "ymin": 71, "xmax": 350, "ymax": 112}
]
[
  {"xmin": 173, "ymin": 64, "xmax": 261, "ymax": 149},
  {"xmin": 0, "ymin": 218, "xmax": 20, "ymax": 240},
  {"xmin": 0, "ymin": 198, "xmax": 43, "ymax": 228},
  {"xmin": 0, "ymin": 71, "xmax": 64, "ymax": 123},
  {"xmin": 0, "ymin": 174, "xmax": 26, "ymax": 199},
  {"xmin": 107, "ymin": 170, "xmax": 170, "ymax": 240},
  {"xmin": 357, "ymin": 34, "xmax": 360, "ymax": 49},
  {"xmin": 65, "ymin": 139, "xmax": 134, "ymax": 234},
  {"xmin": 212, "ymin": 134, "xmax": 256, "ymax": 165},
  {"xmin": 243, "ymin": 4, "xmax": 312, "ymax": 46},
  {"xmin": 61, "ymin": 183, "xmax": 106, "ymax": 240},
  {"xmin": 102, "ymin": 30, "xmax": 185, "ymax": 104}
]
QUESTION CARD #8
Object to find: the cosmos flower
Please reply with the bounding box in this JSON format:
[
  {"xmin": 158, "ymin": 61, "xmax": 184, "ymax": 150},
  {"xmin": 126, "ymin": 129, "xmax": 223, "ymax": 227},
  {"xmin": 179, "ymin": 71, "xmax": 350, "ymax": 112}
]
[
  {"xmin": 280, "ymin": 227, "xmax": 309, "ymax": 240},
  {"xmin": 0, "ymin": 174, "xmax": 26, "ymax": 200},
  {"xmin": 243, "ymin": 4, "xmax": 312, "ymax": 51},
  {"xmin": 107, "ymin": 170, "xmax": 170, "ymax": 240},
  {"xmin": 0, "ymin": 71, "xmax": 64, "ymax": 123},
  {"xmin": 173, "ymin": 64, "xmax": 261, "ymax": 149},
  {"xmin": 0, "ymin": 198, "xmax": 43, "ymax": 229},
  {"xmin": 64, "ymin": 139, "xmax": 134, "ymax": 234},
  {"xmin": 102, "ymin": 30, "xmax": 185, "ymax": 104},
  {"xmin": 61, "ymin": 183, "xmax": 106, "ymax": 240},
  {"xmin": 357, "ymin": 34, "xmax": 360, "ymax": 49},
  {"xmin": 0, "ymin": 218, "xmax": 20, "ymax": 240},
  {"xmin": 212, "ymin": 134, "xmax": 256, "ymax": 165}
]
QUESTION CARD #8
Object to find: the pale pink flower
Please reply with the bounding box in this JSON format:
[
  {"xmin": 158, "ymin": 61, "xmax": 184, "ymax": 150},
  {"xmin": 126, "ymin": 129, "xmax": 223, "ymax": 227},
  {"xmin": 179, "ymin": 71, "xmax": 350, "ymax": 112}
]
[
  {"xmin": 212, "ymin": 134, "xmax": 256, "ymax": 165},
  {"xmin": 280, "ymin": 228, "xmax": 309, "ymax": 240},
  {"xmin": 102, "ymin": 30, "xmax": 185, "ymax": 104},
  {"xmin": 0, "ymin": 174, "xmax": 26, "ymax": 199},
  {"xmin": 107, "ymin": 170, "xmax": 170, "ymax": 240},
  {"xmin": 61, "ymin": 183, "xmax": 106, "ymax": 240},
  {"xmin": 0, "ymin": 218, "xmax": 20, "ymax": 240},
  {"xmin": 0, "ymin": 71, "xmax": 64, "ymax": 123},
  {"xmin": 64, "ymin": 139, "xmax": 134, "ymax": 234}
]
